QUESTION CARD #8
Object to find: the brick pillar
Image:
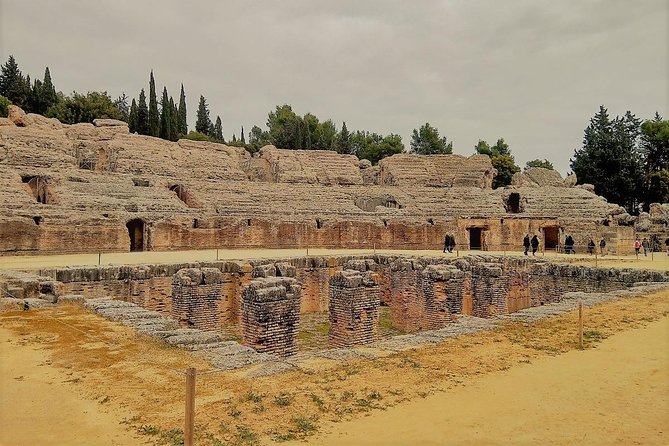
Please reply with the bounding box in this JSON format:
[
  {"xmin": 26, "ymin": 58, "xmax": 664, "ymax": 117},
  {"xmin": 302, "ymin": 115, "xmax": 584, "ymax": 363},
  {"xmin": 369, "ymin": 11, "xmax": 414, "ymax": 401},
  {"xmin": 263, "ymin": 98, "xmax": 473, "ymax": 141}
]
[
  {"xmin": 420, "ymin": 264, "xmax": 466, "ymax": 329},
  {"xmin": 469, "ymin": 263, "xmax": 508, "ymax": 317},
  {"xmin": 241, "ymin": 277, "xmax": 301, "ymax": 357},
  {"xmin": 328, "ymin": 270, "xmax": 380, "ymax": 348},
  {"xmin": 171, "ymin": 268, "xmax": 223, "ymax": 330},
  {"xmin": 389, "ymin": 259, "xmax": 423, "ymax": 332}
]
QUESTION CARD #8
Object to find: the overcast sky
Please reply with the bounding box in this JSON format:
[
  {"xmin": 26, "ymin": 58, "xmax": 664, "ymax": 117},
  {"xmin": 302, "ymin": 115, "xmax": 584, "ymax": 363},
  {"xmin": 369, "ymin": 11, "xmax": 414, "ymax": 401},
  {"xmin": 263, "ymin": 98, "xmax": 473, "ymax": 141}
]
[{"xmin": 1, "ymin": 0, "xmax": 667, "ymax": 175}]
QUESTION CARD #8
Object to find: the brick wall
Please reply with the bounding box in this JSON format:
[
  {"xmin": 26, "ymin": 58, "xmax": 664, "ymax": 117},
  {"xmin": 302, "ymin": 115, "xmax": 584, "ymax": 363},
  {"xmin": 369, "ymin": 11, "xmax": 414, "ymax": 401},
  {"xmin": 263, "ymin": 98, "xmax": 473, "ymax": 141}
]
[{"xmin": 171, "ymin": 268, "xmax": 223, "ymax": 331}]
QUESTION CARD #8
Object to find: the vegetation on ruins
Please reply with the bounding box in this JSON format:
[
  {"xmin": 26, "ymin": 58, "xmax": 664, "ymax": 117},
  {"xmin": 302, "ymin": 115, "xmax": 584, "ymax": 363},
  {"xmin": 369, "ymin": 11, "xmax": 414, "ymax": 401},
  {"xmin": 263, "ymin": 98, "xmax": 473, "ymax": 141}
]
[
  {"xmin": 0, "ymin": 95, "xmax": 9, "ymax": 117},
  {"xmin": 571, "ymin": 106, "xmax": 669, "ymax": 213},
  {"xmin": 410, "ymin": 122, "xmax": 453, "ymax": 155},
  {"xmin": 525, "ymin": 159, "xmax": 554, "ymax": 170},
  {"xmin": 148, "ymin": 71, "xmax": 160, "ymax": 137},
  {"xmin": 475, "ymin": 138, "xmax": 521, "ymax": 188},
  {"xmin": 46, "ymin": 91, "xmax": 124, "ymax": 124}
]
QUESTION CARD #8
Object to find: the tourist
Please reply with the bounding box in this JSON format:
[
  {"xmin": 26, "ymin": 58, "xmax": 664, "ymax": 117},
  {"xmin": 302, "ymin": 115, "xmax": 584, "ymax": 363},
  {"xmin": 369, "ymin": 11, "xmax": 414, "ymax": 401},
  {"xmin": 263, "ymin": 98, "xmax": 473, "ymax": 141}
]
[
  {"xmin": 530, "ymin": 234, "xmax": 539, "ymax": 256},
  {"xmin": 599, "ymin": 237, "xmax": 606, "ymax": 256},
  {"xmin": 523, "ymin": 234, "xmax": 530, "ymax": 255},
  {"xmin": 565, "ymin": 235, "xmax": 575, "ymax": 254},
  {"xmin": 665, "ymin": 236, "xmax": 669, "ymax": 255},
  {"xmin": 641, "ymin": 237, "xmax": 649, "ymax": 256},
  {"xmin": 443, "ymin": 234, "xmax": 450, "ymax": 253},
  {"xmin": 448, "ymin": 234, "xmax": 456, "ymax": 253},
  {"xmin": 634, "ymin": 238, "xmax": 641, "ymax": 256},
  {"xmin": 587, "ymin": 238, "xmax": 595, "ymax": 255}
]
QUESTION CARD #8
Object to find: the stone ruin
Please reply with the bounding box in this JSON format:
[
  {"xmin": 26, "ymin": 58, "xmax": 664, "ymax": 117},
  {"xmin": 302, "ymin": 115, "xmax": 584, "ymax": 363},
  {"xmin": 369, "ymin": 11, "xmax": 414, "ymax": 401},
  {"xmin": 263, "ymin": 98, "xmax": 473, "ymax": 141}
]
[
  {"xmin": 328, "ymin": 269, "xmax": 380, "ymax": 348},
  {"xmin": 2, "ymin": 105, "xmax": 665, "ymax": 256}
]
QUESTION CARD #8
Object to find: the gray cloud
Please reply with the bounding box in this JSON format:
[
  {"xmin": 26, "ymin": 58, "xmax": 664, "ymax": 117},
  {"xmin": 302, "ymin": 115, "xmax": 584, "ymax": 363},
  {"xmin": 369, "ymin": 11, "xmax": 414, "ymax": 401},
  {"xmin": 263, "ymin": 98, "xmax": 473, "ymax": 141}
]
[{"xmin": 1, "ymin": 0, "xmax": 667, "ymax": 174}]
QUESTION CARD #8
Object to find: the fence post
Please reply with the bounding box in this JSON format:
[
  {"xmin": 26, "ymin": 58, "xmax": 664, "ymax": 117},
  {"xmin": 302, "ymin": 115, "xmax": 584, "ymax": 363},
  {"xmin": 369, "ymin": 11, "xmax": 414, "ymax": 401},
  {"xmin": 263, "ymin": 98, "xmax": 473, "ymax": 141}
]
[
  {"xmin": 185, "ymin": 367, "xmax": 196, "ymax": 446},
  {"xmin": 216, "ymin": 249, "xmax": 219, "ymax": 261},
  {"xmin": 578, "ymin": 302, "xmax": 584, "ymax": 350},
  {"xmin": 98, "ymin": 252, "xmax": 101, "ymax": 266}
]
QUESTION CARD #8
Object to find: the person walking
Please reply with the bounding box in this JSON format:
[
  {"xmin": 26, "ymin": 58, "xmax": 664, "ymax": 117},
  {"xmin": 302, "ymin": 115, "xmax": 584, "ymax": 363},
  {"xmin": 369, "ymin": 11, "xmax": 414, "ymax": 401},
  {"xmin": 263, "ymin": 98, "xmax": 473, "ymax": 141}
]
[
  {"xmin": 587, "ymin": 238, "xmax": 595, "ymax": 255},
  {"xmin": 530, "ymin": 234, "xmax": 539, "ymax": 256},
  {"xmin": 523, "ymin": 234, "xmax": 530, "ymax": 255},
  {"xmin": 641, "ymin": 237, "xmax": 649, "ymax": 256},
  {"xmin": 443, "ymin": 234, "xmax": 450, "ymax": 253},
  {"xmin": 665, "ymin": 236, "xmax": 669, "ymax": 256},
  {"xmin": 565, "ymin": 235, "xmax": 575, "ymax": 254},
  {"xmin": 634, "ymin": 238, "xmax": 641, "ymax": 256},
  {"xmin": 599, "ymin": 237, "xmax": 606, "ymax": 256},
  {"xmin": 448, "ymin": 234, "xmax": 456, "ymax": 253}
]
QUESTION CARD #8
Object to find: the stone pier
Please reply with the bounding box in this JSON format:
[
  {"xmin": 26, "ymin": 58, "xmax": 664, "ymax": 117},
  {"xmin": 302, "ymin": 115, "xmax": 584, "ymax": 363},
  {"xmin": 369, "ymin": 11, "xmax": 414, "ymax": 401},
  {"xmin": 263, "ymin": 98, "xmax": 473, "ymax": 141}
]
[
  {"xmin": 241, "ymin": 277, "xmax": 301, "ymax": 357},
  {"xmin": 171, "ymin": 268, "xmax": 223, "ymax": 330},
  {"xmin": 328, "ymin": 269, "xmax": 380, "ymax": 348}
]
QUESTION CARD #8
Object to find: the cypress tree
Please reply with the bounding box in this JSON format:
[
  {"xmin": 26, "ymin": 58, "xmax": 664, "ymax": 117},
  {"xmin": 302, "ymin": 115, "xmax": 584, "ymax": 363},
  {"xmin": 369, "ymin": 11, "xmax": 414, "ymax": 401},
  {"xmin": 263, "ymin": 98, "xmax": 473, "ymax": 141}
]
[
  {"xmin": 169, "ymin": 97, "xmax": 179, "ymax": 141},
  {"xmin": 137, "ymin": 89, "xmax": 149, "ymax": 135},
  {"xmin": 148, "ymin": 71, "xmax": 159, "ymax": 137},
  {"xmin": 178, "ymin": 84, "xmax": 187, "ymax": 135},
  {"xmin": 128, "ymin": 98, "xmax": 138, "ymax": 133},
  {"xmin": 336, "ymin": 121, "xmax": 351, "ymax": 154},
  {"xmin": 159, "ymin": 87, "xmax": 170, "ymax": 139},
  {"xmin": 195, "ymin": 95, "xmax": 211, "ymax": 135},
  {"xmin": 41, "ymin": 67, "xmax": 57, "ymax": 112},
  {"xmin": 303, "ymin": 120, "xmax": 312, "ymax": 150},
  {"xmin": 214, "ymin": 116, "xmax": 223, "ymax": 142},
  {"xmin": 240, "ymin": 126, "xmax": 245, "ymax": 144},
  {"xmin": 28, "ymin": 78, "xmax": 43, "ymax": 114}
]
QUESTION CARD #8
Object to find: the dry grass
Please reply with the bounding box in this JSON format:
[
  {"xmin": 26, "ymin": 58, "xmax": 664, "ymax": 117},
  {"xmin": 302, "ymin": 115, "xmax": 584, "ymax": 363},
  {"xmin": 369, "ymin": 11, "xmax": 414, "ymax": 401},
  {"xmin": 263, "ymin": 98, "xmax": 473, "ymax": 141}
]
[{"xmin": 1, "ymin": 288, "xmax": 668, "ymax": 445}]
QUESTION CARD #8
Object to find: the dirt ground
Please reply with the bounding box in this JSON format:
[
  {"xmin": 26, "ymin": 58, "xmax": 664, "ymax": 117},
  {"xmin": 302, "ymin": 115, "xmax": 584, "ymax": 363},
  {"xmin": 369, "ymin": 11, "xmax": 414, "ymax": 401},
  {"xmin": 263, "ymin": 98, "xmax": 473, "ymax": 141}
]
[
  {"xmin": 1, "ymin": 286, "xmax": 668, "ymax": 446},
  {"xmin": 1, "ymin": 248, "xmax": 667, "ymax": 271}
]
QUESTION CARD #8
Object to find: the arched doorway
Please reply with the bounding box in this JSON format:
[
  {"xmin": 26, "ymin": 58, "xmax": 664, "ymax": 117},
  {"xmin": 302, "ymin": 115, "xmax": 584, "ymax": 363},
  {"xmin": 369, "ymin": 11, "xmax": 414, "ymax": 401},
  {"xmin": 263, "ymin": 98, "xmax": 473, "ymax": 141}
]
[{"xmin": 126, "ymin": 219, "xmax": 145, "ymax": 252}]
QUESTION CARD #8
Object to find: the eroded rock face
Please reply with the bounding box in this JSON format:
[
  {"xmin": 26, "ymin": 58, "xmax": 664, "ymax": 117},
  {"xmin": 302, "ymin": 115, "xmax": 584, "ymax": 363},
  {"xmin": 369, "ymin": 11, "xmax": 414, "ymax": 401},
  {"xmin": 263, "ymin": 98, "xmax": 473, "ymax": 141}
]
[{"xmin": 511, "ymin": 167, "xmax": 566, "ymax": 187}]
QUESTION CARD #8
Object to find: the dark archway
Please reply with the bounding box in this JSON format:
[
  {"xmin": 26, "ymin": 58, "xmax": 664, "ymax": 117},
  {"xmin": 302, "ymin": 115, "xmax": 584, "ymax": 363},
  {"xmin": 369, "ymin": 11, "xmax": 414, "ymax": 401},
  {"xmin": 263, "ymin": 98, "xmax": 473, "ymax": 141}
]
[
  {"xmin": 506, "ymin": 193, "xmax": 521, "ymax": 213},
  {"xmin": 468, "ymin": 227, "xmax": 483, "ymax": 250},
  {"xmin": 126, "ymin": 219, "xmax": 145, "ymax": 252},
  {"xmin": 543, "ymin": 226, "xmax": 560, "ymax": 250}
]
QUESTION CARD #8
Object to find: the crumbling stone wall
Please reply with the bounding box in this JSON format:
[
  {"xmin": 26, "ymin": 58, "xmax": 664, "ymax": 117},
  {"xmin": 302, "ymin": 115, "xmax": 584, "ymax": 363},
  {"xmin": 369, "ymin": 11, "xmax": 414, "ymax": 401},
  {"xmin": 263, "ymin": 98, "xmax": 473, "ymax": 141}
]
[
  {"xmin": 171, "ymin": 268, "xmax": 223, "ymax": 331},
  {"xmin": 241, "ymin": 276, "xmax": 301, "ymax": 357},
  {"xmin": 328, "ymin": 269, "xmax": 380, "ymax": 348}
]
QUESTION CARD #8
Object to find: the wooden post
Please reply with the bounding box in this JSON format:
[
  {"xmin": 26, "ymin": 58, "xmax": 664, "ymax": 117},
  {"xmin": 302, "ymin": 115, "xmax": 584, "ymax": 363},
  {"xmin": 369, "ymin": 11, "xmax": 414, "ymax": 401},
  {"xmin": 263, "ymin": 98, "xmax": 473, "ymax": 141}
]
[
  {"xmin": 456, "ymin": 249, "xmax": 459, "ymax": 257},
  {"xmin": 578, "ymin": 302, "xmax": 583, "ymax": 350},
  {"xmin": 98, "ymin": 252, "xmax": 101, "ymax": 266},
  {"xmin": 306, "ymin": 245, "xmax": 309, "ymax": 256},
  {"xmin": 216, "ymin": 249, "xmax": 219, "ymax": 261},
  {"xmin": 184, "ymin": 367, "xmax": 196, "ymax": 446},
  {"xmin": 373, "ymin": 242, "xmax": 376, "ymax": 254},
  {"xmin": 594, "ymin": 251, "xmax": 598, "ymax": 267}
]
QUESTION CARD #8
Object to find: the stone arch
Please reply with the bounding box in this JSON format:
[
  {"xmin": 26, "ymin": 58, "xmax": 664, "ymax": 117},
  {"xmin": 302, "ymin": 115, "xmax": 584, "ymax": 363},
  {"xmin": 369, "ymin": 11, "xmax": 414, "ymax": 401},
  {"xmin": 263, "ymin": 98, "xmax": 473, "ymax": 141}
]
[
  {"xmin": 169, "ymin": 184, "xmax": 197, "ymax": 208},
  {"xmin": 504, "ymin": 192, "xmax": 523, "ymax": 213},
  {"xmin": 22, "ymin": 175, "xmax": 50, "ymax": 204}
]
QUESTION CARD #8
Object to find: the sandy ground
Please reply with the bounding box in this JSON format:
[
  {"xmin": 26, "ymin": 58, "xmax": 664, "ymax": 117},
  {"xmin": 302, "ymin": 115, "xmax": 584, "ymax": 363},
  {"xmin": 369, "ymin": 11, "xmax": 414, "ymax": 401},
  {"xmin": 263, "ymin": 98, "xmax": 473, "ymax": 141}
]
[
  {"xmin": 289, "ymin": 318, "xmax": 669, "ymax": 446},
  {"xmin": 1, "ymin": 248, "xmax": 667, "ymax": 271},
  {"xmin": 1, "ymin": 288, "xmax": 668, "ymax": 446}
]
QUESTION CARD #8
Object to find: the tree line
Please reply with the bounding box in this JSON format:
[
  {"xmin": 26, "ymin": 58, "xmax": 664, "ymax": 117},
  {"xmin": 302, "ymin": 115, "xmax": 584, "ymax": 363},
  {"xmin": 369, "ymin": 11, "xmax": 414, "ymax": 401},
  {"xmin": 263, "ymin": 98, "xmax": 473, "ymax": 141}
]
[{"xmin": 1, "ymin": 55, "xmax": 666, "ymax": 209}]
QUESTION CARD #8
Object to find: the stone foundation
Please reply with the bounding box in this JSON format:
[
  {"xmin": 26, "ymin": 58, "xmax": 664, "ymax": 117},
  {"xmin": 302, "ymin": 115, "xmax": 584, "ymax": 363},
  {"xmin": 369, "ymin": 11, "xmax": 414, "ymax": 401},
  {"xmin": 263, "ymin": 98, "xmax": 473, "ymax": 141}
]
[{"xmin": 171, "ymin": 268, "xmax": 223, "ymax": 330}]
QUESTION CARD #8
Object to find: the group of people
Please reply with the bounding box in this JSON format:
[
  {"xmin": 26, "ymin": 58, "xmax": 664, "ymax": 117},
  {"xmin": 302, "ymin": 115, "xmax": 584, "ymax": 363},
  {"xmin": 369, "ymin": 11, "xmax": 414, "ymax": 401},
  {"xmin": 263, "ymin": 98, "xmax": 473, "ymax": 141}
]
[
  {"xmin": 586, "ymin": 237, "xmax": 607, "ymax": 255},
  {"xmin": 442, "ymin": 234, "xmax": 456, "ymax": 253},
  {"xmin": 522, "ymin": 234, "xmax": 540, "ymax": 256}
]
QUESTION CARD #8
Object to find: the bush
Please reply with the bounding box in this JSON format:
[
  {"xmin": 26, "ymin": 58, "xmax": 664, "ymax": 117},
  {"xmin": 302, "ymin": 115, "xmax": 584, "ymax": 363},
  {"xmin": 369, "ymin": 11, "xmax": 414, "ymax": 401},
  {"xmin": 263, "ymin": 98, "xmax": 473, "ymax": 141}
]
[
  {"xmin": 184, "ymin": 130, "xmax": 214, "ymax": 142},
  {"xmin": 0, "ymin": 96, "xmax": 10, "ymax": 118}
]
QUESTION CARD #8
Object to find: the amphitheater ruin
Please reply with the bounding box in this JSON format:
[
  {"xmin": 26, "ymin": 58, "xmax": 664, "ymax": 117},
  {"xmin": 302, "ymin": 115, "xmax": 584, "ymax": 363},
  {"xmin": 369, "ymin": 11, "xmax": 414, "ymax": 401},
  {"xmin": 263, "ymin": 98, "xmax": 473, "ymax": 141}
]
[{"xmin": 1, "ymin": 104, "xmax": 668, "ymax": 369}]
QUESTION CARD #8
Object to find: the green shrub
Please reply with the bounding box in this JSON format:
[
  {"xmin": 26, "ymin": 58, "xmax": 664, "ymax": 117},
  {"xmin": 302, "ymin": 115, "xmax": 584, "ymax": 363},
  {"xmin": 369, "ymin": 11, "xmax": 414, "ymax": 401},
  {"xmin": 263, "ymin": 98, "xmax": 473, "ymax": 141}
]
[{"xmin": 0, "ymin": 96, "xmax": 10, "ymax": 118}]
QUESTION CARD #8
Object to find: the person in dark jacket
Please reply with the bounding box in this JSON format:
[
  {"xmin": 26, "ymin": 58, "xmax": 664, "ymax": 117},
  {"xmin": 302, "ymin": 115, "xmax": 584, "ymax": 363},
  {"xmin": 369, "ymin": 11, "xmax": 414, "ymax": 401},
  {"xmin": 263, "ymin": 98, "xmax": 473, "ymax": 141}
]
[
  {"xmin": 599, "ymin": 237, "xmax": 606, "ymax": 256},
  {"xmin": 523, "ymin": 234, "xmax": 530, "ymax": 255},
  {"xmin": 587, "ymin": 239, "xmax": 595, "ymax": 255},
  {"xmin": 565, "ymin": 235, "xmax": 575, "ymax": 254},
  {"xmin": 530, "ymin": 234, "xmax": 539, "ymax": 256},
  {"xmin": 443, "ymin": 234, "xmax": 450, "ymax": 253},
  {"xmin": 448, "ymin": 234, "xmax": 456, "ymax": 253}
]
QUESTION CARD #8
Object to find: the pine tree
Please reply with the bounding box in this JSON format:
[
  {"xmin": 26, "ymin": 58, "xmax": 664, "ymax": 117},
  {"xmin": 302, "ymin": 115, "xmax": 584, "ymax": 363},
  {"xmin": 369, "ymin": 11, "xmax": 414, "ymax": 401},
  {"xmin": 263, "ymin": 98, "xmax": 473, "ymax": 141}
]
[
  {"xmin": 28, "ymin": 78, "xmax": 43, "ymax": 114},
  {"xmin": 128, "ymin": 98, "xmax": 138, "ymax": 133},
  {"xmin": 114, "ymin": 93, "xmax": 129, "ymax": 121},
  {"xmin": 148, "ymin": 71, "xmax": 160, "ymax": 137},
  {"xmin": 178, "ymin": 84, "xmax": 187, "ymax": 136},
  {"xmin": 214, "ymin": 116, "xmax": 223, "ymax": 142},
  {"xmin": 137, "ymin": 89, "xmax": 149, "ymax": 135},
  {"xmin": 169, "ymin": 97, "xmax": 179, "ymax": 141},
  {"xmin": 0, "ymin": 55, "xmax": 29, "ymax": 108},
  {"xmin": 159, "ymin": 87, "xmax": 170, "ymax": 139},
  {"xmin": 240, "ymin": 126, "xmax": 245, "ymax": 144},
  {"xmin": 195, "ymin": 95, "xmax": 211, "ymax": 135}
]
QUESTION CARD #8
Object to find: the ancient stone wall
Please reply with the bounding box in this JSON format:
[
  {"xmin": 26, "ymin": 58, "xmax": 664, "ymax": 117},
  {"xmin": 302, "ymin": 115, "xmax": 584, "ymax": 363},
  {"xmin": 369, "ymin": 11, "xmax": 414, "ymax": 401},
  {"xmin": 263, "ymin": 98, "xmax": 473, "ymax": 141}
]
[
  {"xmin": 328, "ymin": 269, "xmax": 380, "ymax": 348},
  {"xmin": 171, "ymin": 268, "xmax": 224, "ymax": 331},
  {"xmin": 241, "ymin": 277, "xmax": 301, "ymax": 357},
  {"xmin": 0, "ymin": 107, "xmax": 627, "ymax": 256}
]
